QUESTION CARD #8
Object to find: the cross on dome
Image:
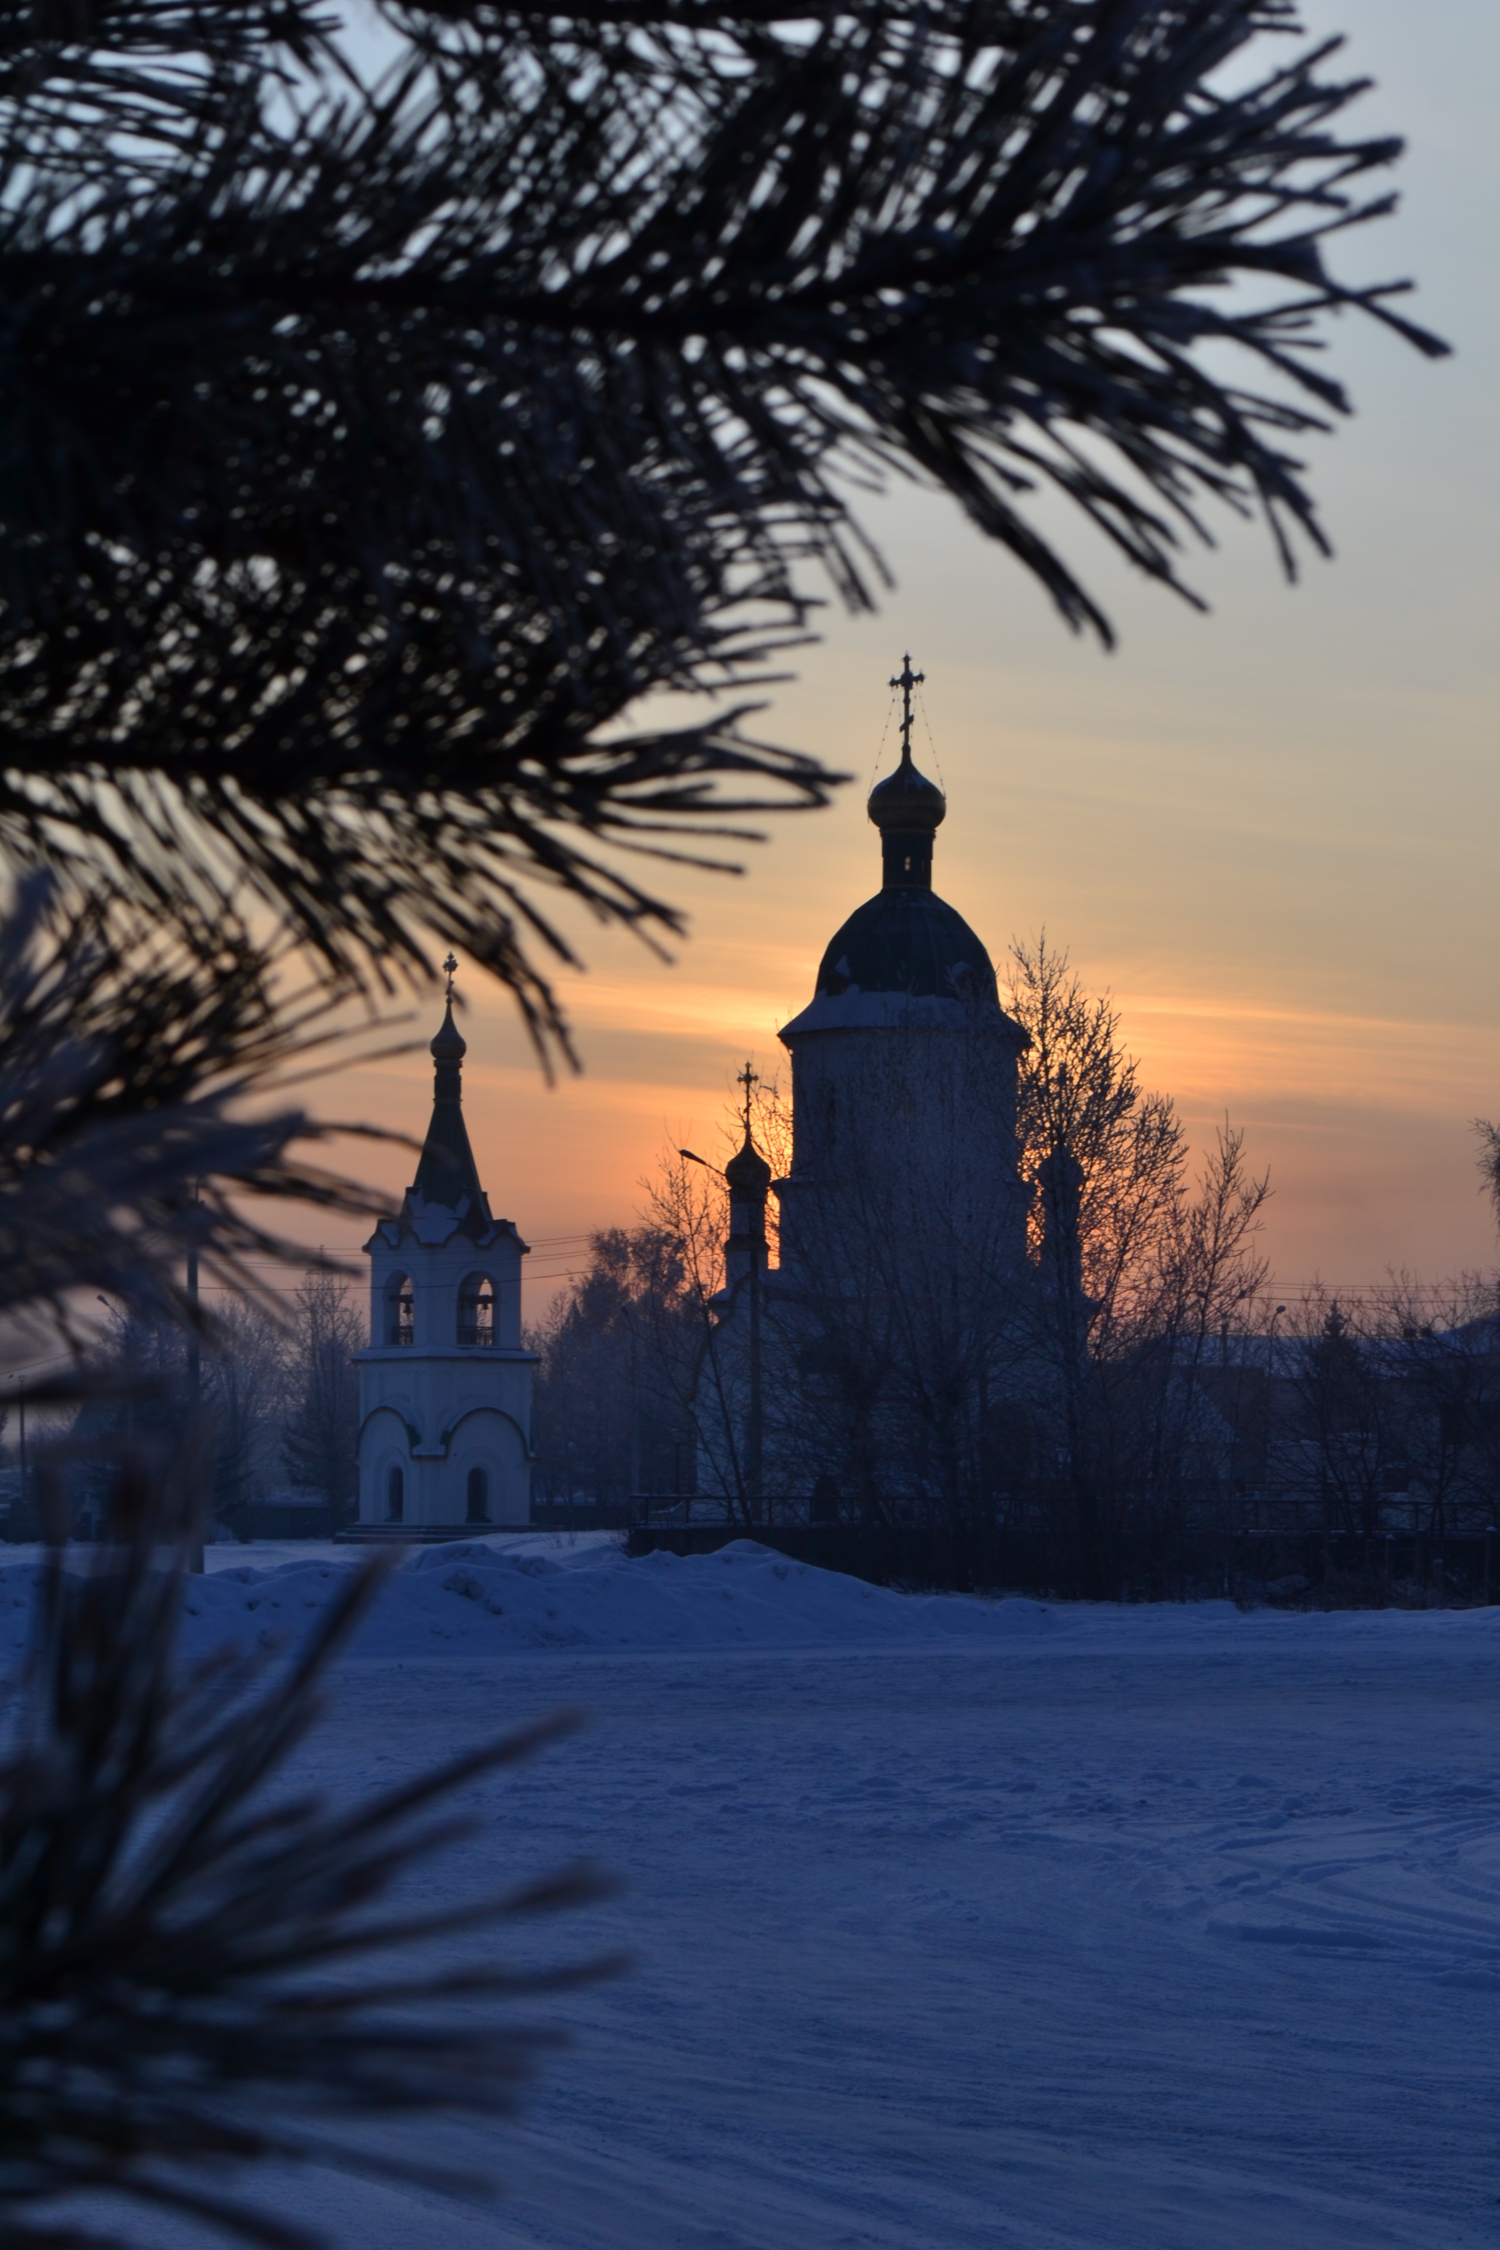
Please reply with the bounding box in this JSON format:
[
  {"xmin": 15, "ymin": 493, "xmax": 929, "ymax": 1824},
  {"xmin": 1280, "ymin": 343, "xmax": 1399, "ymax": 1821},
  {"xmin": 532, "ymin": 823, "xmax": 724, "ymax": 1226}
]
[
  {"xmin": 889, "ymin": 652, "xmax": 925, "ymax": 765},
  {"xmin": 726, "ymin": 1058, "xmax": 771, "ymax": 1195},
  {"xmin": 737, "ymin": 1058, "xmax": 759, "ymax": 1131},
  {"xmin": 869, "ymin": 655, "xmax": 945, "ymax": 888}
]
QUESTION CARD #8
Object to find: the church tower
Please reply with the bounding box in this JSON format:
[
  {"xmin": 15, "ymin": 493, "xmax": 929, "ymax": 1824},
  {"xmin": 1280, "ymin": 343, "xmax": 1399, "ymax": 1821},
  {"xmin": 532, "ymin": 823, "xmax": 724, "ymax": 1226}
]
[
  {"xmin": 355, "ymin": 964, "xmax": 535, "ymax": 1532},
  {"xmin": 774, "ymin": 657, "xmax": 1030, "ymax": 1292}
]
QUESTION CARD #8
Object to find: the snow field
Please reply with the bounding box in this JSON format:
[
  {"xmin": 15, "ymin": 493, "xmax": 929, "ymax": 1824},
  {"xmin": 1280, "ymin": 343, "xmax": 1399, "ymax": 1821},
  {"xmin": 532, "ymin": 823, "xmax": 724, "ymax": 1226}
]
[{"xmin": 11, "ymin": 1538, "xmax": 1500, "ymax": 2248}]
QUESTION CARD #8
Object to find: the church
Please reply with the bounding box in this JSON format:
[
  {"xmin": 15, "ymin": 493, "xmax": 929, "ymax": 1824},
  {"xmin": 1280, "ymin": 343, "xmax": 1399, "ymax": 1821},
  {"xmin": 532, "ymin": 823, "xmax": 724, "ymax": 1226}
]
[
  {"xmin": 703, "ymin": 658, "xmax": 1073, "ymax": 1514},
  {"xmin": 353, "ymin": 659, "xmax": 1076, "ymax": 1526},
  {"xmin": 353, "ymin": 968, "xmax": 536, "ymax": 1532},
  {"xmin": 773, "ymin": 655, "xmax": 1031, "ymax": 1294}
]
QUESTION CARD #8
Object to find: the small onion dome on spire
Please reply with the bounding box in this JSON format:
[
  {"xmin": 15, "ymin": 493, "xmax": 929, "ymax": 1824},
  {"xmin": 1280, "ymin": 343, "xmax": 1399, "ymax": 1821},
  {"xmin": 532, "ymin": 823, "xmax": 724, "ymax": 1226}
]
[
  {"xmin": 430, "ymin": 999, "xmax": 467, "ymax": 1063},
  {"xmin": 867, "ymin": 751, "xmax": 947, "ymax": 834},
  {"xmin": 724, "ymin": 1124, "xmax": 771, "ymax": 1194},
  {"xmin": 869, "ymin": 653, "xmax": 945, "ymax": 888},
  {"xmin": 869, "ymin": 752, "xmax": 946, "ymax": 891}
]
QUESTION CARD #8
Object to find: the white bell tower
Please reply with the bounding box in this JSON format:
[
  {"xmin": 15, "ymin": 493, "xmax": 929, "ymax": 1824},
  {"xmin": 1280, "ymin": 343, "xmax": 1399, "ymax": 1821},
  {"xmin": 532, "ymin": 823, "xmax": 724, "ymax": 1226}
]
[{"xmin": 355, "ymin": 962, "xmax": 535, "ymax": 1533}]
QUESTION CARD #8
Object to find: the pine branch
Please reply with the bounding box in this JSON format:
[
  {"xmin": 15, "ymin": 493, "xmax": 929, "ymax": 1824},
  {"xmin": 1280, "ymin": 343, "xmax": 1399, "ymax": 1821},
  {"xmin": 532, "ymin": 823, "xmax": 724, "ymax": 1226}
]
[
  {"xmin": 0, "ymin": 0, "xmax": 1446, "ymax": 1057},
  {"xmin": 0, "ymin": 1467, "xmax": 616, "ymax": 2248},
  {"xmin": 0, "ymin": 875, "xmax": 393, "ymax": 1354}
]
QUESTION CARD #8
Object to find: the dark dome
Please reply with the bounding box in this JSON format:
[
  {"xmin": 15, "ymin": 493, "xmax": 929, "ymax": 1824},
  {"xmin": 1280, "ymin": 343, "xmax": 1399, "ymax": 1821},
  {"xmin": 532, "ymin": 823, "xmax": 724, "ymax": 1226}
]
[
  {"xmin": 816, "ymin": 888, "xmax": 998, "ymax": 1006},
  {"xmin": 725, "ymin": 1129, "xmax": 772, "ymax": 1191},
  {"xmin": 430, "ymin": 998, "xmax": 467, "ymax": 1062},
  {"xmin": 867, "ymin": 750, "xmax": 946, "ymax": 835}
]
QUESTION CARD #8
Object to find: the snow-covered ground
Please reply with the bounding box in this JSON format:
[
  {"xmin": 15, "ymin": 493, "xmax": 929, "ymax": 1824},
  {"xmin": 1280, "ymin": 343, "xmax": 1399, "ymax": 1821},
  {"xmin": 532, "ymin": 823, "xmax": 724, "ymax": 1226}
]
[{"xmin": 12, "ymin": 1537, "xmax": 1500, "ymax": 2247}]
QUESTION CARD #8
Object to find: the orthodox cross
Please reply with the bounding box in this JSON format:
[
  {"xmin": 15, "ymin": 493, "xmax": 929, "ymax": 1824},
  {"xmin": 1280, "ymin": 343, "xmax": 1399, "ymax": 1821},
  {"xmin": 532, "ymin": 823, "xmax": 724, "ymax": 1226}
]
[
  {"xmin": 443, "ymin": 951, "xmax": 458, "ymax": 1001},
  {"xmin": 738, "ymin": 1058, "xmax": 759, "ymax": 1135},
  {"xmin": 889, "ymin": 652, "xmax": 925, "ymax": 762}
]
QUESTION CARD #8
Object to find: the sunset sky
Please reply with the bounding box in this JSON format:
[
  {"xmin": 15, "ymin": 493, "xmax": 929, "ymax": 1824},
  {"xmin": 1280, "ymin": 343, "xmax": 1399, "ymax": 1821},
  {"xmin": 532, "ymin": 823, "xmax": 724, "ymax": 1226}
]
[{"xmin": 311, "ymin": 0, "xmax": 1499, "ymax": 1314}]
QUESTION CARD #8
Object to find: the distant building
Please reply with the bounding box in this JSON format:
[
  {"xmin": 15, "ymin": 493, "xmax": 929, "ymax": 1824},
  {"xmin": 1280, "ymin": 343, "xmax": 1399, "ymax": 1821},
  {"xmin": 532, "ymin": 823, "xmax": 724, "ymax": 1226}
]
[
  {"xmin": 706, "ymin": 659, "xmax": 1082, "ymax": 1514},
  {"xmin": 355, "ymin": 969, "xmax": 536, "ymax": 1532},
  {"xmin": 773, "ymin": 655, "xmax": 1032, "ymax": 1300}
]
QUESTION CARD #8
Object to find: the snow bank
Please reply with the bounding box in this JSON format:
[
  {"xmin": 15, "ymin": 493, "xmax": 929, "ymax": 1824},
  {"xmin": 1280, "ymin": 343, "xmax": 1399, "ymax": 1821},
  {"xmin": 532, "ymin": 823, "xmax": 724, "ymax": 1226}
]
[
  {"xmin": 1, "ymin": 1534, "xmax": 1499, "ymax": 1666},
  {"xmin": 185, "ymin": 1536, "xmax": 1065, "ymax": 1660}
]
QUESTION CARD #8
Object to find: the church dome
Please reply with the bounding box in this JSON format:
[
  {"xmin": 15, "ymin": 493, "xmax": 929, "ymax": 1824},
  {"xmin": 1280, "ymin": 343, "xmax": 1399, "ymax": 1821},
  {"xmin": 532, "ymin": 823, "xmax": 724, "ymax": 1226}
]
[
  {"xmin": 815, "ymin": 888, "xmax": 998, "ymax": 1007},
  {"xmin": 430, "ymin": 999, "xmax": 467, "ymax": 1062},
  {"xmin": 779, "ymin": 657, "xmax": 1026, "ymax": 1043},
  {"xmin": 724, "ymin": 1127, "xmax": 772, "ymax": 1192},
  {"xmin": 867, "ymin": 752, "xmax": 946, "ymax": 835}
]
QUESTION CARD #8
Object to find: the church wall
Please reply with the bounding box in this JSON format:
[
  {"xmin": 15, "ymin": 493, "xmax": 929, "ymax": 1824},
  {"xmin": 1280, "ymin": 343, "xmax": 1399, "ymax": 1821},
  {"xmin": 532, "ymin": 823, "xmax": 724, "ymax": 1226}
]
[
  {"xmin": 777, "ymin": 1016, "xmax": 1028, "ymax": 1287},
  {"xmin": 357, "ymin": 1231, "xmax": 535, "ymax": 1526},
  {"xmin": 355, "ymin": 1354, "xmax": 534, "ymax": 1525}
]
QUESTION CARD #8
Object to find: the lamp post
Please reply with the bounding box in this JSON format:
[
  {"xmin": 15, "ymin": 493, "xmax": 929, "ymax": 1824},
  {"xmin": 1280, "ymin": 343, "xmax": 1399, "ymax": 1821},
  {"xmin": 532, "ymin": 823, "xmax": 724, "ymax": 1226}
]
[{"xmin": 680, "ymin": 1144, "xmax": 764, "ymax": 1520}]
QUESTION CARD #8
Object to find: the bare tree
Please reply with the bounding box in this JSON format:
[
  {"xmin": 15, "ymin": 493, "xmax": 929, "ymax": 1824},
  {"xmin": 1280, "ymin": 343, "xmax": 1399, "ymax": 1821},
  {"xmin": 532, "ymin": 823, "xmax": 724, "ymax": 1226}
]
[
  {"xmin": 1092, "ymin": 1124, "xmax": 1271, "ymax": 1555},
  {"xmin": 1280, "ymin": 1293, "xmax": 1400, "ymax": 1540},
  {"xmin": 1477, "ymin": 1120, "xmax": 1500, "ymax": 1240},
  {"xmin": 1008, "ymin": 935, "xmax": 1188, "ymax": 1339},
  {"xmin": 1006, "ymin": 938, "xmax": 1270, "ymax": 1578},
  {"xmin": 204, "ymin": 1298, "xmax": 292, "ymax": 1516},
  {"xmin": 530, "ymin": 1227, "xmax": 700, "ymax": 1512},
  {"xmin": 1370, "ymin": 1274, "xmax": 1500, "ymax": 1538},
  {"xmin": 280, "ymin": 1272, "xmax": 364, "ymax": 1512}
]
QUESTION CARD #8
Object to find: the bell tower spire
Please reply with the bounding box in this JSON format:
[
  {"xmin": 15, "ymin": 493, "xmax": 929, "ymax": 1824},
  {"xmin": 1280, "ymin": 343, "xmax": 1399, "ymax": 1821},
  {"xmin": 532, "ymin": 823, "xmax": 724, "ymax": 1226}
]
[
  {"xmin": 412, "ymin": 955, "xmax": 486, "ymax": 1221},
  {"xmin": 356, "ymin": 952, "xmax": 538, "ymax": 1535}
]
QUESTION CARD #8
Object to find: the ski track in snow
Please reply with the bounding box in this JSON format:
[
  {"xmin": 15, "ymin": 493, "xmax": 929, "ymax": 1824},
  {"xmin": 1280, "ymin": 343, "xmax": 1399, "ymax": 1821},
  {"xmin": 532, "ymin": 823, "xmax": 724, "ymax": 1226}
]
[{"xmin": 9, "ymin": 1535, "xmax": 1500, "ymax": 2249}]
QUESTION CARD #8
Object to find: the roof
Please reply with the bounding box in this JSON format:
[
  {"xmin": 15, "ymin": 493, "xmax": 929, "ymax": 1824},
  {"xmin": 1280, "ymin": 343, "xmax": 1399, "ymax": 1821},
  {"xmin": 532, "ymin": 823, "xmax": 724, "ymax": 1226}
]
[
  {"xmin": 814, "ymin": 886, "xmax": 996, "ymax": 1003},
  {"xmin": 780, "ymin": 893, "xmax": 1027, "ymax": 1041},
  {"xmin": 377, "ymin": 997, "xmax": 515, "ymax": 1248}
]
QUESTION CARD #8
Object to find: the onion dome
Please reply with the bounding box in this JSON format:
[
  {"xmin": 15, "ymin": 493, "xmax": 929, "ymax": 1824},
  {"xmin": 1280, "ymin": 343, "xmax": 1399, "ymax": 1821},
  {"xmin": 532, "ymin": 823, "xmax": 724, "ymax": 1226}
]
[
  {"xmin": 868, "ymin": 748, "xmax": 947, "ymax": 836},
  {"xmin": 430, "ymin": 998, "xmax": 467, "ymax": 1063},
  {"xmin": 724, "ymin": 1125, "xmax": 772, "ymax": 1194}
]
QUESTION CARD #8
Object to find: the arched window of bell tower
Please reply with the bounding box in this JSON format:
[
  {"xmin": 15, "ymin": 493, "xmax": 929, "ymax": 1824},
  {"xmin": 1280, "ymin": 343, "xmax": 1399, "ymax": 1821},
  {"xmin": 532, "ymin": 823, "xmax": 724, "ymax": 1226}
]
[
  {"xmin": 385, "ymin": 1272, "xmax": 414, "ymax": 1347},
  {"xmin": 457, "ymin": 1274, "xmax": 496, "ymax": 1348},
  {"xmin": 466, "ymin": 1466, "xmax": 490, "ymax": 1523},
  {"xmin": 386, "ymin": 1465, "xmax": 405, "ymax": 1522}
]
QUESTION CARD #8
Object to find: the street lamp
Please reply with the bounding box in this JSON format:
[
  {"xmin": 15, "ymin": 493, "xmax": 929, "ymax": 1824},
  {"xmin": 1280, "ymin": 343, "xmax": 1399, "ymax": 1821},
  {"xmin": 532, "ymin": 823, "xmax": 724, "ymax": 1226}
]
[{"xmin": 679, "ymin": 1146, "xmax": 764, "ymax": 1518}]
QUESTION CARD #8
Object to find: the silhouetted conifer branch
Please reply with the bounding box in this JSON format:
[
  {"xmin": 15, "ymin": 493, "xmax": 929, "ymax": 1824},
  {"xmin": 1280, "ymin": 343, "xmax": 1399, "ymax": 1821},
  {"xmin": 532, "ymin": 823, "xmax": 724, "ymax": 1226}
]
[
  {"xmin": 0, "ymin": 0, "xmax": 1445, "ymax": 1058},
  {"xmin": 0, "ymin": 876, "xmax": 393, "ymax": 1355},
  {"xmin": 0, "ymin": 1461, "xmax": 615, "ymax": 2249}
]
